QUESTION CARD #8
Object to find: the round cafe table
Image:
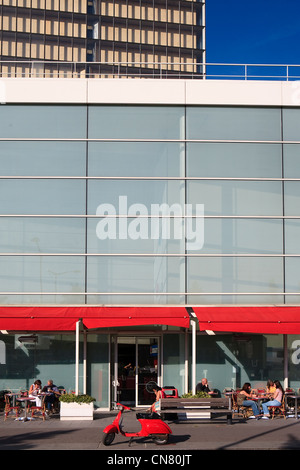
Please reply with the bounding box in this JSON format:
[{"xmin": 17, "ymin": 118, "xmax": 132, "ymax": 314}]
[
  {"xmin": 5, "ymin": 392, "xmax": 20, "ymax": 407},
  {"xmin": 16, "ymin": 396, "xmax": 34, "ymax": 421}
]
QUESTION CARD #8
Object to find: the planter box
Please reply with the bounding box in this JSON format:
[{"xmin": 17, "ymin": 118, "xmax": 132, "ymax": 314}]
[{"xmin": 60, "ymin": 402, "xmax": 94, "ymax": 421}]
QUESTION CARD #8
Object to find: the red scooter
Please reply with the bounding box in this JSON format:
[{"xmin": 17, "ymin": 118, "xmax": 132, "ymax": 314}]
[{"xmin": 102, "ymin": 403, "xmax": 172, "ymax": 446}]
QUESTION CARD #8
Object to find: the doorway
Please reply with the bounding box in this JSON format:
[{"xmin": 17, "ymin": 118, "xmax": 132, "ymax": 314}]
[{"xmin": 111, "ymin": 336, "xmax": 160, "ymax": 407}]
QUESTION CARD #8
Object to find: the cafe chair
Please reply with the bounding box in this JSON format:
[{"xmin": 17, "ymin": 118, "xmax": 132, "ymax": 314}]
[
  {"xmin": 269, "ymin": 398, "xmax": 286, "ymax": 419},
  {"xmin": 4, "ymin": 394, "xmax": 21, "ymax": 421},
  {"xmin": 28, "ymin": 395, "xmax": 46, "ymax": 421},
  {"xmin": 231, "ymin": 392, "xmax": 251, "ymax": 419}
]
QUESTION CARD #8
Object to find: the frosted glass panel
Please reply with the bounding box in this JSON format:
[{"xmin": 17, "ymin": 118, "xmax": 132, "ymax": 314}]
[
  {"xmin": 87, "ymin": 218, "xmax": 184, "ymax": 254},
  {"xmin": 283, "ymin": 109, "xmax": 300, "ymax": 141},
  {"xmin": 285, "ymin": 220, "xmax": 300, "ymax": 254},
  {"xmin": 87, "ymin": 256, "xmax": 185, "ymax": 304},
  {"xmin": 0, "ymin": 105, "xmax": 86, "ymax": 138},
  {"xmin": 187, "ymin": 181, "xmax": 282, "ymax": 216},
  {"xmin": 88, "ymin": 180, "xmax": 183, "ymax": 214},
  {"xmin": 283, "ymin": 144, "xmax": 300, "ymax": 178},
  {"xmin": 0, "ymin": 180, "xmax": 86, "ymax": 215},
  {"xmin": 187, "ymin": 143, "xmax": 281, "ymax": 178},
  {"xmin": 285, "ymin": 258, "xmax": 300, "ymax": 304},
  {"xmin": 1, "ymin": 218, "xmax": 85, "ymax": 253},
  {"xmin": 0, "ymin": 141, "xmax": 86, "ymax": 176},
  {"xmin": 197, "ymin": 219, "xmax": 283, "ymax": 254},
  {"xmin": 0, "ymin": 256, "xmax": 85, "ymax": 304},
  {"xmin": 88, "ymin": 142, "xmax": 183, "ymax": 177},
  {"xmin": 88, "ymin": 106, "xmax": 184, "ymax": 139},
  {"xmin": 186, "ymin": 107, "xmax": 281, "ymax": 141},
  {"xmin": 187, "ymin": 257, "xmax": 284, "ymax": 304},
  {"xmin": 284, "ymin": 182, "xmax": 300, "ymax": 216}
]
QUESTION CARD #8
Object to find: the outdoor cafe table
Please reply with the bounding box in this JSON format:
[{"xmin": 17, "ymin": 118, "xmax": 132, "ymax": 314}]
[
  {"xmin": 251, "ymin": 395, "xmax": 270, "ymax": 409},
  {"xmin": 5, "ymin": 392, "xmax": 20, "ymax": 407},
  {"xmin": 16, "ymin": 396, "xmax": 34, "ymax": 421}
]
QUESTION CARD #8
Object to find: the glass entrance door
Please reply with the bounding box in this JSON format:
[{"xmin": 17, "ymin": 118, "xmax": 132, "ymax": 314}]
[{"xmin": 111, "ymin": 336, "xmax": 159, "ymax": 407}]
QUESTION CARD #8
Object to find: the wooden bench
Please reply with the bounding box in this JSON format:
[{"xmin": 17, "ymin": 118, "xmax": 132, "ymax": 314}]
[{"xmin": 160, "ymin": 397, "xmax": 233, "ymax": 424}]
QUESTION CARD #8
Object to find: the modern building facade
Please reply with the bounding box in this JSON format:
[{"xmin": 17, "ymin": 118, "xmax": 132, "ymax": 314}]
[
  {"xmin": 1, "ymin": 78, "xmax": 300, "ymax": 409},
  {"xmin": 0, "ymin": 0, "xmax": 205, "ymax": 78}
]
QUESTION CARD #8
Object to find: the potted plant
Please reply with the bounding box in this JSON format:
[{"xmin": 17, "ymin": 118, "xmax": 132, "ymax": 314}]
[
  {"xmin": 180, "ymin": 391, "xmax": 210, "ymax": 398},
  {"xmin": 59, "ymin": 394, "xmax": 96, "ymax": 420}
]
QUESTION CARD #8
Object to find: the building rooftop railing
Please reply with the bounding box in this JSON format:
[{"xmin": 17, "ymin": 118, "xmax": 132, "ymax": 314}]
[{"xmin": 0, "ymin": 61, "xmax": 300, "ymax": 80}]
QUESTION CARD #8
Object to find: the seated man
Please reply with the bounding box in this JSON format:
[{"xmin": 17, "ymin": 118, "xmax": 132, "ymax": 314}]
[
  {"xmin": 196, "ymin": 378, "xmax": 214, "ymax": 395},
  {"xmin": 42, "ymin": 379, "xmax": 61, "ymax": 413}
]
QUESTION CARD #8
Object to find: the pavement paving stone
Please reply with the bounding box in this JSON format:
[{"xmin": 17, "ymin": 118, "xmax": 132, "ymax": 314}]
[{"xmin": 0, "ymin": 410, "xmax": 300, "ymax": 453}]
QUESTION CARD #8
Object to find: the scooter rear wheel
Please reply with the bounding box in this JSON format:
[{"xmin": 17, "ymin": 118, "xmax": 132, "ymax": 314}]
[
  {"xmin": 102, "ymin": 432, "xmax": 116, "ymax": 446},
  {"xmin": 152, "ymin": 434, "xmax": 169, "ymax": 445}
]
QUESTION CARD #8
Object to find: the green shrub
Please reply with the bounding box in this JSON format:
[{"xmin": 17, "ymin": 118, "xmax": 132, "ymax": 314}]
[
  {"xmin": 59, "ymin": 394, "xmax": 96, "ymax": 404},
  {"xmin": 180, "ymin": 391, "xmax": 210, "ymax": 398}
]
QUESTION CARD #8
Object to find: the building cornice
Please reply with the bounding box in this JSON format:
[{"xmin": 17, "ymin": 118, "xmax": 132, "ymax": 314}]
[{"xmin": 0, "ymin": 78, "xmax": 299, "ymax": 107}]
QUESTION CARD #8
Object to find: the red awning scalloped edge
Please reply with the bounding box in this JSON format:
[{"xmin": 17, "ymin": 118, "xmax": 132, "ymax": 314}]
[
  {"xmin": 1, "ymin": 305, "xmax": 300, "ymax": 334},
  {"xmin": 193, "ymin": 306, "xmax": 300, "ymax": 334},
  {"xmin": 0, "ymin": 306, "xmax": 190, "ymax": 331}
]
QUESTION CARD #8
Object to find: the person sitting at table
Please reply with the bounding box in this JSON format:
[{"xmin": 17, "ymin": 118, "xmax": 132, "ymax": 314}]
[
  {"xmin": 42, "ymin": 379, "xmax": 61, "ymax": 413},
  {"xmin": 148, "ymin": 385, "xmax": 162, "ymax": 414},
  {"xmin": 266, "ymin": 380, "xmax": 276, "ymax": 398},
  {"xmin": 261, "ymin": 380, "xmax": 284, "ymax": 419},
  {"xmin": 196, "ymin": 378, "xmax": 215, "ymax": 395},
  {"xmin": 29, "ymin": 380, "xmax": 42, "ymax": 407},
  {"xmin": 237, "ymin": 382, "xmax": 261, "ymax": 419}
]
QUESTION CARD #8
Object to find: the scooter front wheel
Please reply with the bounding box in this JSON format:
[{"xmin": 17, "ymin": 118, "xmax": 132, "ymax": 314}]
[
  {"xmin": 102, "ymin": 432, "xmax": 116, "ymax": 446},
  {"xmin": 152, "ymin": 434, "xmax": 169, "ymax": 445}
]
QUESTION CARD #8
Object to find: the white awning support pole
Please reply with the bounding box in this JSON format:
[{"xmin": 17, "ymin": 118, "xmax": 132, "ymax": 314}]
[
  {"xmin": 185, "ymin": 330, "xmax": 188, "ymax": 394},
  {"xmin": 284, "ymin": 334, "xmax": 288, "ymax": 390},
  {"xmin": 191, "ymin": 317, "xmax": 197, "ymax": 395},
  {"xmin": 83, "ymin": 328, "xmax": 87, "ymax": 395},
  {"xmin": 75, "ymin": 319, "xmax": 81, "ymax": 395}
]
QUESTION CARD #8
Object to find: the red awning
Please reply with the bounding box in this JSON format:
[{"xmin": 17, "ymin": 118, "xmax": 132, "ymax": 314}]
[
  {"xmin": 193, "ymin": 306, "xmax": 300, "ymax": 334},
  {"xmin": 0, "ymin": 306, "xmax": 190, "ymax": 331}
]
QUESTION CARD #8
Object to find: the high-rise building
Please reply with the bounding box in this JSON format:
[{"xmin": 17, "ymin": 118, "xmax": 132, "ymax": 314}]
[{"xmin": 0, "ymin": 0, "xmax": 205, "ymax": 78}]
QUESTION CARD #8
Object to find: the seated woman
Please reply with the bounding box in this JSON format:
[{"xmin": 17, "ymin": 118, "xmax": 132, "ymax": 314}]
[
  {"xmin": 237, "ymin": 383, "xmax": 260, "ymax": 419},
  {"xmin": 266, "ymin": 380, "xmax": 276, "ymax": 398},
  {"xmin": 261, "ymin": 380, "xmax": 284, "ymax": 419},
  {"xmin": 148, "ymin": 385, "xmax": 162, "ymax": 414},
  {"xmin": 29, "ymin": 380, "xmax": 42, "ymax": 407}
]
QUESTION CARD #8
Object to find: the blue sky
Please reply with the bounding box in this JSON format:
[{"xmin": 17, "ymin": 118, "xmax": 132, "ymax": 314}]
[{"xmin": 206, "ymin": 0, "xmax": 300, "ymax": 65}]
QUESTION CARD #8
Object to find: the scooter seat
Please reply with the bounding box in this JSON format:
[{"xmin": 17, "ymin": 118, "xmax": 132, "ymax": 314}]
[{"xmin": 136, "ymin": 412, "xmax": 161, "ymax": 420}]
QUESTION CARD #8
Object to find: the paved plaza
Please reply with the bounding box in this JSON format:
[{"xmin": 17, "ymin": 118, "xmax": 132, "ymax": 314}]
[{"xmin": 0, "ymin": 410, "xmax": 300, "ymax": 453}]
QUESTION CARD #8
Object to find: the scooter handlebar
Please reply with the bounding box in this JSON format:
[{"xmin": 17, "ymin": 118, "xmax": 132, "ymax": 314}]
[{"xmin": 116, "ymin": 402, "xmax": 132, "ymax": 411}]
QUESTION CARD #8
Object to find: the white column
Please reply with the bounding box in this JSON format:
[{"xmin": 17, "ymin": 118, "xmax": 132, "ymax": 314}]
[
  {"xmin": 283, "ymin": 334, "xmax": 288, "ymax": 390},
  {"xmin": 83, "ymin": 329, "xmax": 87, "ymax": 395},
  {"xmin": 75, "ymin": 320, "xmax": 81, "ymax": 395},
  {"xmin": 185, "ymin": 330, "xmax": 188, "ymax": 394},
  {"xmin": 192, "ymin": 318, "xmax": 197, "ymax": 395}
]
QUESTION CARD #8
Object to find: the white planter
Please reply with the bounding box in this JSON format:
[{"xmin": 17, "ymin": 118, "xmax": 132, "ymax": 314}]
[{"xmin": 60, "ymin": 402, "xmax": 94, "ymax": 420}]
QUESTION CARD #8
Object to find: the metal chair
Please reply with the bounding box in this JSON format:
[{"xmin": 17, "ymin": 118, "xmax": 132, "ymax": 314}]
[
  {"xmin": 28, "ymin": 394, "xmax": 46, "ymax": 421},
  {"xmin": 4, "ymin": 394, "xmax": 21, "ymax": 421},
  {"xmin": 231, "ymin": 392, "xmax": 251, "ymax": 419},
  {"xmin": 269, "ymin": 398, "xmax": 286, "ymax": 419}
]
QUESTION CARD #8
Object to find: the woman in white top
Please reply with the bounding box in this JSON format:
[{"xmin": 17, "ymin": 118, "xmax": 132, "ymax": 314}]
[
  {"xmin": 29, "ymin": 380, "xmax": 42, "ymax": 407},
  {"xmin": 261, "ymin": 380, "xmax": 284, "ymax": 419}
]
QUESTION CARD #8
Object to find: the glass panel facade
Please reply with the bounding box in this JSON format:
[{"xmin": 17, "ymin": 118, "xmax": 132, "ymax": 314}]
[
  {"xmin": 187, "ymin": 143, "xmax": 282, "ymax": 178},
  {"xmin": 186, "ymin": 107, "xmax": 281, "ymax": 141},
  {"xmin": 2, "ymin": 101, "xmax": 300, "ymax": 402},
  {"xmin": 0, "ymin": 334, "xmax": 78, "ymax": 393},
  {"xmin": 196, "ymin": 334, "xmax": 284, "ymax": 393},
  {"xmin": 0, "ymin": 104, "xmax": 299, "ymax": 305},
  {"xmin": 88, "ymin": 105, "xmax": 185, "ymax": 139},
  {"xmin": 88, "ymin": 142, "xmax": 183, "ymax": 177}
]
